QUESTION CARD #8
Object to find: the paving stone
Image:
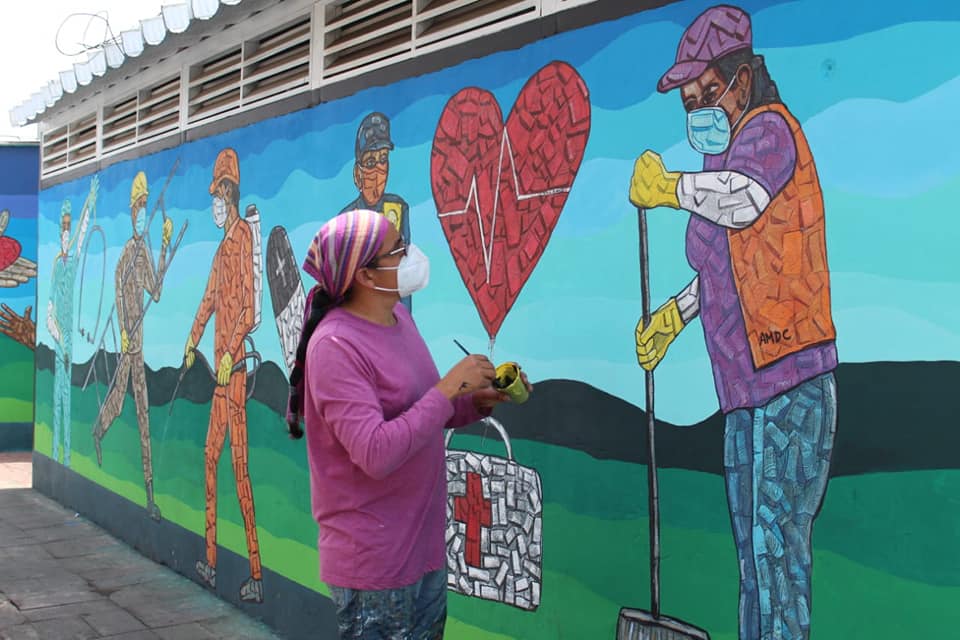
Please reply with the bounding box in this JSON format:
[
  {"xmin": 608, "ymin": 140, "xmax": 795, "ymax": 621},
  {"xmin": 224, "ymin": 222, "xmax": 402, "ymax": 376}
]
[
  {"xmin": 6, "ymin": 588, "xmax": 102, "ymax": 612},
  {"xmin": 84, "ymin": 607, "xmax": 149, "ymax": 636},
  {"xmin": 44, "ymin": 535, "xmax": 123, "ymax": 560},
  {"xmin": 0, "ymin": 600, "xmax": 26, "ymax": 630},
  {"xmin": 22, "ymin": 598, "xmax": 118, "ymax": 622},
  {"xmin": 101, "ymin": 631, "xmax": 161, "ymax": 640},
  {"xmin": 0, "ymin": 622, "xmax": 41, "ymax": 640},
  {"xmin": 29, "ymin": 615, "xmax": 98, "ymax": 639},
  {"xmin": 200, "ymin": 615, "xmax": 281, "ymax": 640},
  {"xmin": 0, "ymin": 562, "xmax": 72, "ymax": 586},
  {"xmin": 152, "ymin": 623, "xmax": 217, "ymax": 640},
  {"xmin": 0, "ymin": 545, "xmax": 55, "ymax": 564},
  {"xmin": 27, "ymin": 521, "xmax": 104, "ymax": 544},
  {"xmin": 83, "ymin": 567, "xmax": 163, "ymax": 593}
]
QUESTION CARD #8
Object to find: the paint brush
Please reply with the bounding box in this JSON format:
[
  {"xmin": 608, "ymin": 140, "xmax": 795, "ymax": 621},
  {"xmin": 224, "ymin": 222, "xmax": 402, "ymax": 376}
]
[{"xmin": 453, "ymin": 339, "xmax": 471, "ymax": 356}]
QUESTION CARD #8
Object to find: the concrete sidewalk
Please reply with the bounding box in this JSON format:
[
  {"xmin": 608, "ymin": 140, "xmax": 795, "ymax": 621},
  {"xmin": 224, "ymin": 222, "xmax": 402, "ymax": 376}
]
[{"xmin": 0, "ymin": 454, "xmax": 285, "ymax": 639}]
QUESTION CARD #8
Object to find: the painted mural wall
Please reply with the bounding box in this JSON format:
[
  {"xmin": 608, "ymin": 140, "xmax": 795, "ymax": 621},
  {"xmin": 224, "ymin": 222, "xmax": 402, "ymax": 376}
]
[
  {"xmin": 0, "ymin": 143, "xmax": 38, "ymax": 452},
  {"xmin": 33, "ymin": 1, "xmax": 960, "ymax": 638}
]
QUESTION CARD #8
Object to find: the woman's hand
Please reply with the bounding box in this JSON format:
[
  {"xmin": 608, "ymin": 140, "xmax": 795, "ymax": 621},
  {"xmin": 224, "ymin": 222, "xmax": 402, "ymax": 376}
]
[
  {"xmin": 436, "ymin": 355, "xmax": 496, "ymax": 400},
  {"xmin": 472, "ymin": 370, "xmax": 533, "ymax": 411},
  {"xmin": 471, "ymin": 387, "xmax": 510, "ymax": 411}
]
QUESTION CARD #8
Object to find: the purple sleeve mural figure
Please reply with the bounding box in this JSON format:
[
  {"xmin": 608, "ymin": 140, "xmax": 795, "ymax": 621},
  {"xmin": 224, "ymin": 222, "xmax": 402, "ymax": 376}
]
[{"xmin": 629, "ymin": 5, "xmax": 838, "ymax": 640}]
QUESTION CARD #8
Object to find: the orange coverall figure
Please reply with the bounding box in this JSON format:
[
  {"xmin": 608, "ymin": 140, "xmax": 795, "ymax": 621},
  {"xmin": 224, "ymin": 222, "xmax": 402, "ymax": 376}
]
[{"xmin": 184, "ymin": 148, "xmax": 262, "ymax": 603}]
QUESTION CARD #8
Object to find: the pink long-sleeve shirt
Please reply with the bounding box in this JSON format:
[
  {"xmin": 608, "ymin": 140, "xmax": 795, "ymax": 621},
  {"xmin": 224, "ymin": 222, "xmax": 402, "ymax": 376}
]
[{"xmin": 304, "ymin": 303, "xmax": 484, "ymax": 590}]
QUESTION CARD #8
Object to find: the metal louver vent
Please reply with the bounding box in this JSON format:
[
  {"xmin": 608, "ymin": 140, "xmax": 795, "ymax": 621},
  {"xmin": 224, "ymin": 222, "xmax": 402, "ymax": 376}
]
[
  {"xmin": 414, "ymin": 0, "xmax": 538, "ymax": 50},
  {"xmin": 102, "ymin": 94, "xmax": 138, "ymax": 154},
  {"xmin": 67, "ymin": 114, "xmax": 98, "ymax": 166},
  {"xmin": 101, "ymin": 74, "xmax": 180, "ymax": 156},
  {"xmin": 42, "ymin": 124, "xmax": 69, "ymax": 174},
  {"xmin": 138, "ymin": 75, "xmax": 180, "ymax": 140},
  {"xmin": 188, "ymin": 45, "xmax": 243, "ymax": 124},
  {"xmin": 243, "ymin": 15, "xmax": 312, "ymax": 106},
  {"xmin": 322, "ymin": 0, "xmax": 414, "ymax": 81}
]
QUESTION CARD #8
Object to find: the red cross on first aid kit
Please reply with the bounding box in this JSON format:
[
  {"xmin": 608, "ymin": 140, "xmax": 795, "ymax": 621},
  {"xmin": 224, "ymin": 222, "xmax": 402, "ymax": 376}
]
[{"xmin": 445, "ymin": 417, "xmax": 543, "ymax": 611}]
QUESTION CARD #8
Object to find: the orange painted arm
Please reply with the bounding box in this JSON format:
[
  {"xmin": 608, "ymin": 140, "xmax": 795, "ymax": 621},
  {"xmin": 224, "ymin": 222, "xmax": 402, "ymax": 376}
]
[{"xmin": 190, "ymin": 256, "xmax": 217, "ymax": 346}]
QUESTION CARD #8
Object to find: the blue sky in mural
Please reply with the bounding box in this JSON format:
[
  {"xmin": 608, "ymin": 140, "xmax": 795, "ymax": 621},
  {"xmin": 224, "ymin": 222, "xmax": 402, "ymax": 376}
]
[{"xmin": 37, "ymin": 0, "xmax": 960, "ymax": 424}]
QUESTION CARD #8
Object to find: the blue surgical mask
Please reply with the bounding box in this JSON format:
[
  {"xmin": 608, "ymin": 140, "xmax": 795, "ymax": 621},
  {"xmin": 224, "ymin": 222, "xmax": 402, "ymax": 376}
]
[
  {"xmin": 686, "ymin": 78, "xmax": 744, "ymax": 155},
  {"xmin": 134, "ymin": 207, "xmax": 146, "ymax": 236}
]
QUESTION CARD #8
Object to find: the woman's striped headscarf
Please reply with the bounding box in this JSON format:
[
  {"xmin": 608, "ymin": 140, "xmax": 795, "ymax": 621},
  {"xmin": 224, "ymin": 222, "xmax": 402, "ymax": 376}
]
[
  {"xmin": 287, "ymin": 210, "xmax": 391, "ymax": 437},
  {"xmin": 302, "ymin": 209, "xmax": 391, "ymax": 303}
]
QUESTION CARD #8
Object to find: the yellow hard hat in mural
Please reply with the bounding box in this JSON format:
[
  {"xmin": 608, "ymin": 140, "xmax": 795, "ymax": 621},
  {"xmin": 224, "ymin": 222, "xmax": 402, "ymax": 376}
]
[
  {"xmin": 210, "ymin": 148, "xmax": 240, "ymax": 194},
  {"xmin": 131, "ymin": 171, "xmax": 149, "ymax": 207}
]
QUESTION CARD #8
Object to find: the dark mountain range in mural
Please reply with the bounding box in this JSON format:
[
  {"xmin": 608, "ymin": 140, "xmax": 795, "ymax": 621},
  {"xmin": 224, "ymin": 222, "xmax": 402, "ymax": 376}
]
[{"xmin": 38, "ymin": 343, "xmax": 959, "ymax": 476}]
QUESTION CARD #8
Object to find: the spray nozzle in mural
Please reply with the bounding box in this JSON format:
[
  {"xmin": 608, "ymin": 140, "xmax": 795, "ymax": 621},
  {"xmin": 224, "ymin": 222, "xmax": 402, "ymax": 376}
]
[{"xmin": 430, "ymin": 61, "xmax": 591, "ymax": 354}]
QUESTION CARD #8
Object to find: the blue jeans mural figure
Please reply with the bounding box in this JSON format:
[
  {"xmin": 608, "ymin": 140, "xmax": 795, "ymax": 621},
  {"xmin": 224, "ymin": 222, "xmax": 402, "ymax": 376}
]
[
  {"xmin": 46, "ymin": 179, "xmax": 96, "ymax": 466},
  {"xmin": 724, "ymin": 373, "xmax": 837, "ymax": 640}
]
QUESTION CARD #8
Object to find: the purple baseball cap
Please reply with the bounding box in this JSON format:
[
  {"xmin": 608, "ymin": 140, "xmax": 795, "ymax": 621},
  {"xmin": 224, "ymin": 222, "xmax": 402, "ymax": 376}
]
[{"xmin": 658, "ymin": 5, "xmax": 752, "ymax": 93}]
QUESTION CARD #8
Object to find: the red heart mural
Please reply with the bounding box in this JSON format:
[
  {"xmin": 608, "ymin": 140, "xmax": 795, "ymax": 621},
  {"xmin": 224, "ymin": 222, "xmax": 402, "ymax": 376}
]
[
  {"xmin": 430, "ymin": 61, "xmax": 590, "ymax": 339},
  {"xmin": 0, "ymin": 237, "xmax": 22, "ymax": 272}
]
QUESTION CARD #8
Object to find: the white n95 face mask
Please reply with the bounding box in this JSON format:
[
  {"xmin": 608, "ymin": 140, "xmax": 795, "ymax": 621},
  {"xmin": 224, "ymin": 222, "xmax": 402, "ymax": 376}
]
[
  {"xmin": 212, "ymin": 196, "xmax": 227, "ymax": 228},
  {"xmin": 372, "ymin": 243, "xmax": 430, "ymax": 298}
]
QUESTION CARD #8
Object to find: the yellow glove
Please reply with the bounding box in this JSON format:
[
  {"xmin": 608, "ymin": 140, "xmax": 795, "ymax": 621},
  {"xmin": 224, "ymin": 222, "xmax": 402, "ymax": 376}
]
[
  {"xmin": 120, "ymin": 329, "xmax": 129, "ymax": 354},
  {"xmin": 636, "ymin": 298, "xmax": 684, "ymax": 371},
  {"xmin": 161, "ymin": 218, "xmax": 173, "ymax": 247},
  {"xmin": 184, "ymin": 336, "xmax": 196, "ymax": 369},
  {"xmin": 217, "ymin": 352, "xmax": 234, "ymax": 386},
  {"xmin": 629, "ymin": 151, "xmax": 681, "ymax": 209}
]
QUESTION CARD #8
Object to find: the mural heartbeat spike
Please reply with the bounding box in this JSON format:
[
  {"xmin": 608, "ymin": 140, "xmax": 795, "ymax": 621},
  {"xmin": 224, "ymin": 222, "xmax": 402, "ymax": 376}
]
[
  {"xmin": 431, "ymin": 60, "xmax": 591, "ymax": 340},
  {"xmin": 437, "ymin": 128, "xmax": 573, "ymax": 283}
]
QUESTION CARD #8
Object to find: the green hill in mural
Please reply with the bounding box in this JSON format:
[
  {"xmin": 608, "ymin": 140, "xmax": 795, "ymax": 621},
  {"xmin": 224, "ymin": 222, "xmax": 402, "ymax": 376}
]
[
  {"xmin": 36, "ymin": 343, "xmax": 960, "ymax": 476},
  {"xmin": 0, "ymin": 332, "xmax": 33, "ymax": 422},
  {"xmin": 32, "ymin": 358, "xmax": 960, "ymax": 640}
]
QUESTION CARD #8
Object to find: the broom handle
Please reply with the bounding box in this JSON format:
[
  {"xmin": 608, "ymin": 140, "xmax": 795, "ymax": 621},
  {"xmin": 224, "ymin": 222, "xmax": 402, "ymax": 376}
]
[{"xmin": 638, "ymin": 206, "xmax": 661, "ymax": 617}]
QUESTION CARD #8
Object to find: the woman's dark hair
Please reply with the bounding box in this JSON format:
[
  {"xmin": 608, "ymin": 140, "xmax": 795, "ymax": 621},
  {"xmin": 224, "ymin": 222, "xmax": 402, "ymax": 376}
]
[
  {"xmin": 715, "ymin": 49, "xmax": 781, "ymax": 108},
  {"xmin": 286, "ymin": 286, "xmax": 338, "ymax": 439}
]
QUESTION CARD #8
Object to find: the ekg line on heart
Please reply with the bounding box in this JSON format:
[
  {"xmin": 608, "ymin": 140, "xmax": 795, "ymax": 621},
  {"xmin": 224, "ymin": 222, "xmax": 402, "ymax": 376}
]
[{"xmin": 437, "ymin": 128, "xmax": 570, "ymax": 283}]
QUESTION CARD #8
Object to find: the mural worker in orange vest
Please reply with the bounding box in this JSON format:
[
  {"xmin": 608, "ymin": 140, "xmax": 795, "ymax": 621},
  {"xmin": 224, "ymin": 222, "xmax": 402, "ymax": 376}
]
[
  {"xmin": 629, "ymin": 6, "xmax": 837, "ymax": 640},
  {"xmin": 183, "ymin": 148, "xmax": 263, "ymax": 603}
]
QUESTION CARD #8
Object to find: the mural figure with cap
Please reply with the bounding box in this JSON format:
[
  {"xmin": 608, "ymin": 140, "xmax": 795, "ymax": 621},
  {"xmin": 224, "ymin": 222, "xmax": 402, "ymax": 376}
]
[
  {"xmin": 46, "ymin": 176, "xmax": 97, "ymax": 467},
  {"xmin": 91, "ymin": 171, "xmax": 173, "ymax": 522},
  {"xmin": 628, "ymin": 5, "xmax": 838, "ymax": 639},
  {"xmin": 182, "ymin": 148, "xmax": 264, "ymax": 603},
  {"xmin": 340, "ymin": 112, "xmax": 412, "ymax": 309}
]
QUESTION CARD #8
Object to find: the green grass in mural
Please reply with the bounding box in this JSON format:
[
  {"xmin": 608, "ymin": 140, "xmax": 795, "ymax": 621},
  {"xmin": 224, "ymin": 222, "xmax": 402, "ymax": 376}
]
[
  {"xmin": 34, "ymin": 368, "xmax": 960, "ymax": 639},
  {"xmin": 0, "ymin": 334, "xmax": 34, "ymax": 422}
]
